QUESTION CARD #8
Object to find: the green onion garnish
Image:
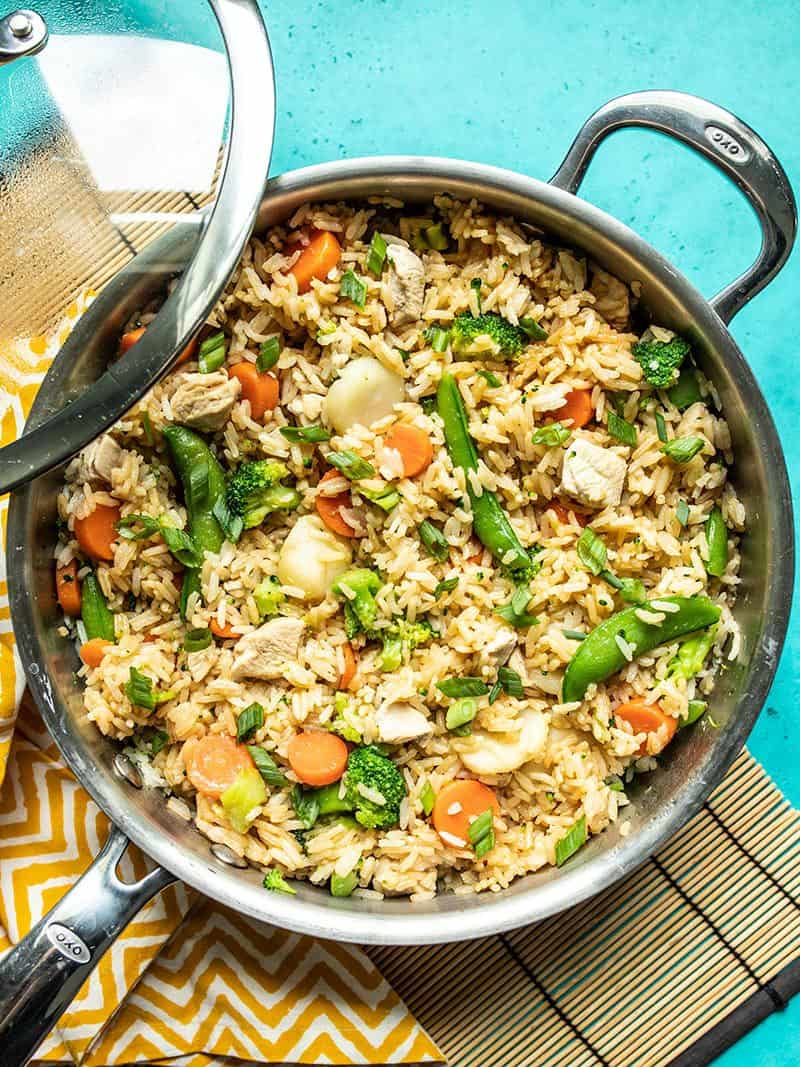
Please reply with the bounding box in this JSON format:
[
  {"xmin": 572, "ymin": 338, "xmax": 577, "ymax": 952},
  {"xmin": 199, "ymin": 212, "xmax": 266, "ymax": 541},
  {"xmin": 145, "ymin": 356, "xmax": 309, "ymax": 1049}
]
[
  {"xmin": 257, "ymin": 336, "xmax": 280, "ymax": 373},
  {"xmin": 555, "ymin": 815, "xmax": 587, "ymax": 866},
  {"xmin": 676, "ymin": 499, "xmax": 690, "ymax": 526},
  {"xmin": 236, "ymin": 702, "xmax": 265, "ymax": 742},
  {"xmin": 618, "ymin": 577, "xmax": 647, "ymax": 605},
  {"xmin": 366, "ymin": 231, "xmax": 387, "ymax": 276},
  {"xmin": 141, "ymin": 410, "xmax": 156, "ymax": 446},
  {"xmin": 446, "ymin": 696, "xmax": 479, "ymax": 730},
  {"xmin": 424, "ymin": 222, "xmax": 448, "ymax": 251},
  {"xmin": 423, "ymin": 325, "xmax": 450, "ymax": 352},
  {"xmin": 495, "ymin": 586, "xmax": 538, "ymax": 628},
  {"xmin": 291, "ymin": 784, "xmax": 320, "ymax": 829},
  {"xmin": 498, "ymin": 666, "xmax": 523, "ymax": 698},
  {"xmin": 198, "ymin": 331, "xmax": 226, "ymax": 373},
  {"xmin": 327, "ymin": 450, "xmax": 375, "ymax": 480},
  {"xmin": 655, "ymin": 411, "xmax": 669, "ymax": 443},
  {"xmin": 562, "ymin": 629, "xmax": 586, "ymax": 641},
  {"xmin": 438, "ymin": 677, "xmax": 489, "ymax": 698},
  {"xmin": 279, "ymin": 423, "xmax": 331, "ymax": 443},
  {"xmin": 420, "ymin": 780, "xmax": 436, "ymax": 816},
  {"xmin": 478, "ymin": 369, "xmax": 501, "ymax": 388},
  {"xmin": 519, "ymin": 317, "xmax": 548, "ymax": 341},
  {"xmin": 358, "ymin": 484, "xmax": 401, "ymax": 512},
  {"xmin": 661, "ymin": 436, "xmax": 705, "ymax": 464},
  {"xmin": 434, "ymin": 577, "xmax": 458, "ymax": 599},
  {"xmin": 684, "ymin": 699, "xmax": 707, "ymax": 726},
  {"xmin": 532, "ymin": 422, "xmax": 570, "ymax": 447},
  {"xmin": 183, "ymin": 627, "xmax": 213, "ymax": 653},
  {"xmin": 607, "ymin": 411, "xmax": 638, "ymax": 447},
  {"xmin": 470, "ymin": 277, "xmax": 483, "ymax": 314},
  {"xmin": 667, "ymin": 368, "xmax": 702, "ymax": 411},
  {"xmin": 339, "ymin": 269, "xmax": 367, "ymax": 307},
  {"xmin": 125, "ymin": 667, "xmax": 156, "ymax": 711},
  {"xmin": 248, "ymin": 744, "xmax": 288, "ymax": 786},
  {"xmin": 576, "ymin": 527, "xmax": 607, "ymax": 576},
  {"xmin": 419, "ymin": 519, "xmax": 449, "ymax": 562},
  {"xmin": 212, "ymin": 495, "xmax": 244, "ymax": 544},
  {"xmin": 330, "ymin": 870, "xmax": 359, "ymax": 897},
  {"xmin": 159, "ymin": 525, "xmax": 202, "ymax": 568},
  {"xmin": 606, "ymin": 776, "xmax": 625, "ymax": 792},
  {"xmin": 488, "ymin": 680, "xmax": 502, "ymax": 705},
  {"xmin": 468, "ymin": 807, "xmax": 495, "ymax": 859},
  {"xmin": 116, "ymin": 514, "xmax": 161, "ymax": 541},
  {"xmin": 149, "ymin": 730, "xmax": 169, "ymax": 755}
]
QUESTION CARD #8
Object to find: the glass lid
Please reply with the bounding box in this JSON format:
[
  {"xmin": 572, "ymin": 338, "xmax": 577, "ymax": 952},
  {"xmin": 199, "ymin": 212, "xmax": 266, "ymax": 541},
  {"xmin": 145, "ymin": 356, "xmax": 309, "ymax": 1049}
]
[{"xmin": 0, "ymin": 1, "xmax": 275, "ymax": 492}]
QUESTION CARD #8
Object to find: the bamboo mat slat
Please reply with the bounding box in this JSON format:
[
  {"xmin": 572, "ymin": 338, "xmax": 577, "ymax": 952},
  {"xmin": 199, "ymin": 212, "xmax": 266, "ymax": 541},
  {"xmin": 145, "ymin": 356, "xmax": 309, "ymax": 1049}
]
[{"xmin": 368, "ymin": 749, "xmax": 800, "ymax": 1067}]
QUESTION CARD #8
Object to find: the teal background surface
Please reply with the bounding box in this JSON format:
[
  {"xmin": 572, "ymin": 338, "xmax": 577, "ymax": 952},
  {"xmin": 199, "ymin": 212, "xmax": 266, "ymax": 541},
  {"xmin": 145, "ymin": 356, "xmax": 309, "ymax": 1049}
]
[{"xmin": 264, "ymin": 2, "xmax": 799, "ymax": 1062}]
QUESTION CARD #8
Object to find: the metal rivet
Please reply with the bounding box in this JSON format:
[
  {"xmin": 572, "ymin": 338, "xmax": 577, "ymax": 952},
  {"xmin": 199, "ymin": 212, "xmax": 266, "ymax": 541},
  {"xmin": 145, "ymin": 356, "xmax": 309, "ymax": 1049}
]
[
  {"xmin": 113, "ymin": 751, "xmax": 142, "ymax": 789},
  {"xmin": 210, "ymin": 843, "xmax": 248, "ymax": 869},
  {"xmin": 9, "ymin": 12, "xmax": 33, "ymax": 38}
]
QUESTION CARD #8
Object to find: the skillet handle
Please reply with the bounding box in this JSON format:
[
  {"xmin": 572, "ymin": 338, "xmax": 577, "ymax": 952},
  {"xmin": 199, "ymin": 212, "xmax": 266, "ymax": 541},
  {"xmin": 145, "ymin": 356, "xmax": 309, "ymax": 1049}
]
[
  {"xmin": 550, "ymin": 90, "xmax": 797, "ymax": 324},
  {"xmin": 0, "ymin": 826, "xmax": 175, "ymax": 1067}
]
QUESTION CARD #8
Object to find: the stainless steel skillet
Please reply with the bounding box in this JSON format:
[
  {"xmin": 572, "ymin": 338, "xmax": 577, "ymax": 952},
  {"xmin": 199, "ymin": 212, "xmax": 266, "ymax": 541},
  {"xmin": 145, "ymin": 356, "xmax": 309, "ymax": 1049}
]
[{"xmin": 0, "ymin": 91, "xmax": 795, "ymax": 1066}]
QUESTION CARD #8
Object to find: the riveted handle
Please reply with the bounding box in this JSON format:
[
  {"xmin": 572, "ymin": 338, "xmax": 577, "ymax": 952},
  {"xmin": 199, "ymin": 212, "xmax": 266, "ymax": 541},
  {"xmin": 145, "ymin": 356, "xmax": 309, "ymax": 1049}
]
[{"xmin": 550, "ymin": 90, "xmax": 797, "ymax": 323}]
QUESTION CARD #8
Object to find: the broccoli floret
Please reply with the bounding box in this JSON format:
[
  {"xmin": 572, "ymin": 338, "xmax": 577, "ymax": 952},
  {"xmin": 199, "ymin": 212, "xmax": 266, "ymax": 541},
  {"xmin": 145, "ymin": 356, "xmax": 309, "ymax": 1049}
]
[
  {"xmin": 379, "ymin": 618, "xmax": 435, "ymax": 672},
  {"xmin": 632, "ymin": 334, "xmax": 691, "ymax": 388},
  {"xmin": 225, "ymin": 461, "xmax": 301, "ymax": 529},
  {"xmin": 262, "ymin": 868, "xmax": 296, "ymax": 895},
  {"xmin": 332, "ymin": 568, "xmax": 382, "ymax": 635},
  {"xmin": 342, "ymin": 746, "xmax": 407, "ymax": 829},
  {"xmin": 450, "ymin": 312, "xmax": 528, "ymax": 358}
]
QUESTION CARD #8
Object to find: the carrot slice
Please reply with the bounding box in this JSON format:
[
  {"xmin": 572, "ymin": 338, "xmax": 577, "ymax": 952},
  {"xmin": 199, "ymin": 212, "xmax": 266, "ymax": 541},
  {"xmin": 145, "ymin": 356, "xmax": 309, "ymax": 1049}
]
[
  {"xmin": 289, "ymin": 230, "xmax": 342, "ymax": 293},
  {"xmin": 614, "ymin": 699, "xmax": 677, "ymax": 755},
  {"xmin": 79, "ymin": 638, "xmax": 113, "ymax": 668},
  {"xmin": 74, "ymin": 504, "xmax": 121, "ymax": 562},
  {"xmin": 383, "ymin": 424, "xmax": 434, "ymax": 478},
  {"xmin": 549, "ymin": 502, "xmax": 589, "ymax": 528},
  {"xmin": 316, "ymin": 469, "xmax": 358, "ymax": 538},
  {"xmin": 210, "ymin": 619, "xmax": 239, "ymax": 640},
  {"xmin": 186, "ymin": 734, "xmax": 254, "ymax": 798},
  {"xmin": 56, "ymin": 560, "xmax": 81, "ymax": 616},
  {"xmin": 560, "ymin": 388, "xmax": 594, "ymax": 428},
  {"xmin": 177, "ymin": 335, "xmax": 198, "ymax": 365},
  {"xmin": 118, "ymin": 325, "xmax": 146, "ymax": 355},
  {"xmin": 339, "ymin": 642, "xmax": 358, "ymax": 690},
  {"xmin": 432, "ymin": 780, "xmax": 500, "ymax": 847},
  {"xmin": 228, "ymin": 362, "xmax": 279, "ymax": 421},
  {"xmin": 287, "ymin": 731, "xmax": 349, "ymax": 787}
]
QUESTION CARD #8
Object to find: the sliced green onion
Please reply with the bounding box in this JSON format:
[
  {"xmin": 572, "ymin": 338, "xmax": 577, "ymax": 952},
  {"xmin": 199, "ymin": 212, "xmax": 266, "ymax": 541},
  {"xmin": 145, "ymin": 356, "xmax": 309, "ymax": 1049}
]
[
  {"xmin": 327, "ymin": 450, "xmax": 375, "ymax": 480},
  {"xmin": 358, "ymin": 484, "xmax": 401, "ymax": 512},
  {"xmin": 667, "ymin": 368, "xmax": 702, "ymax": 411},
  {"xmin": 212, "ymin": 495, "xmax": 244, "ymax": 544},
  {"xmin": 339, "ymin": 269, "xmax": 367, "ymax": 307},
  {"xmin": 125, "ymin": 667, "xmax": 156, "ymax": 711},
  {"xmin": 684, "ymin": 699, "xmax": 708, "ymax": 726},
  {"xmin": 468, "ymin": 807, "xmax": 496, "ymax": 859},
  {"xmin": 618, "ymin": 577, "xmax": 647, "ymax": 605},
  {"xmin": 330, "ymin": 870, "xmax": 359, "ymax": 897},
  {"xmin": 555, "ymin": 815, "xmax": 587, "ymax": 866},
  {"xmin": 236, "ymin": 702, "xmax": 265, "ymax": 742},
  {"xmin": 291, "ymin": 785, "xmax": 320, "ymax": 829},
  {"xmin": 532, "ymin": 422, "xmax": 570, "ymax": 447},
  {"xmin": 495, "ymin": 586, "xmax": 538, "ymax": 629},
  {"xmin": 423, "ymin": 325, "xmax": 450, "ymax": 352},
  {"xmin": 366, "ymin": 231, "xmax": 387, "ymax": 276},
  {"xmin": 424, "ymin": 222, "xmax": 448, "ymax": 251},
  {"xmin": 519, "ymin": 317, "xmax": 548, "ymax": 341},
  {"xmin": 149, "ymin": 729, "xmax": 169, "ymax": 756},
  {"xmin": 198, "ymin": 331, "xmax": 226, "ymax": 373},
  {"xmin": 116, "ymin": 514, "xmax": 161, "ymax": 541},
  {"xmin": 498, "ymin": 666, "xmax": 523, "ymax": 698},
  {"xmin": 419, "ymin": 519, "xmax": 449, "ymax": 562},
  {"xmin": 662, "ymin": 436, "xmax": 705, "ymax": 464},
  {"xmin": 263, "ymin": 869, "xmax": 296, "ymax": 894},
  {"xmin": 474, "ymin": 830, "xmax": 495, "ymax": 860},
  {"xmin": 437, "ymin": 677, "xmax": 489, "ymax": 698},
  {"xmin": 676, "ymin": 499, "xmax": 690, "ymax": 526},
  {"xmin": 248, "ymin": 744, "xmax": 288, "ymax": 786},
  {"xmin": 607, "ymin": 411, "xmax": 638, "ymax": 447},
  {"xmin": 434, "ymin": 577, "xmax": 458, "ymax": 599},
  {"xmin": 183, "ymin": 627, "xmax": 213, "ymax": 653},
  {"xmin": 470, "ymin": 277, "xmax": 483, "ymax": 314},
  {"xmin": 576, "ymin": 527, "xmax": 607, "ymax": 576},
  {"xmin": 141, "ymin": 410, "xmax": 156, "ymax": 446},
  {"xmin": 420, "ymin": 780, "xmax": 435, "ymax": 816},
  {"xmin": 478, "ymin": 369, "xmax": 501, "ymax": 388},
  {"xmin": 562, "ymin": 629, "xmax": 587, "ymax": 641},
  {"xmin": 606, "ymin": 775, "xmax": 625, "ymax": 792},
  {"xmin": 488, "ymin": 680, "xmax": 503, "ymax": 705},
  {"xmin": 446, "ymin": 696, "xmax": 479, "ymax": 730},
  {"xmin": 655, "ymin": 411, "xmax": 669, "ymax": 443},
  {"xmin": 160, "ymin": 525, "xmax": 202, "ymax": 568},
  {"xmin": 279, "ymin": 423, "xmax": 331, "ymax": 443},
  {"xmin": 257, "ymin": 336, "xmax": 280, "ymax": 373}
]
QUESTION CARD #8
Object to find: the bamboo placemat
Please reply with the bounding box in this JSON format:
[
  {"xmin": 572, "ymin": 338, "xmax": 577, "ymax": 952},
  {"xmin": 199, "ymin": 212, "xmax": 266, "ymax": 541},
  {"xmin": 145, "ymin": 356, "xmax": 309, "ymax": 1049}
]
[{"xmin": 367, "ymin": 749, "xmax": 800, "ymax": 1067}]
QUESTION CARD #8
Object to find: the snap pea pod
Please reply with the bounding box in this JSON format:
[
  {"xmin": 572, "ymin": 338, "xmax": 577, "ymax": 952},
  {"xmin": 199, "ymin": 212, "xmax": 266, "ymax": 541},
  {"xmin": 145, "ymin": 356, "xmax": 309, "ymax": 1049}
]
[
  {"xmin": 668, "ymin": 624, "xmax": 718, "ymax": 681},
  {"xmin": 704, "ymin": 506, "xmax": 728, "ymax": 578},
  {"xmin": 163, "ymin": 425, "xmax": 227, "ymax": 616},
  {"xmin": 436, "ymin": 373, "xmax": 530, "ymax": 574},
  {"xmin": 562, "ymin": 596, "xmax": 721, "ymax": 702},
  {"xmin": 81, "ymin": 573, "xmax": 116, "ymax": 642}
]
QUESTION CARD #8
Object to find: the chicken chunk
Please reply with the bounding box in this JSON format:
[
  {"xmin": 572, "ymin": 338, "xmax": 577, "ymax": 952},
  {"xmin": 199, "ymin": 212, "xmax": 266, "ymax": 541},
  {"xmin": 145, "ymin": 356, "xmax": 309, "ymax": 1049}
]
[
  {"xmin": 453, "ymin": 709, "xmax": 548, "ymax": 775},
  {"xmin": 69, "ymin": 434, "xmax": 127, "ymax": 486},
  {"xmin": 382, "ymin": 236, "xmax": 425, "ymax": 327},
  {"xmin": 169, "ymin": 371, "xmax": 241, "ymax": 432},
  {"xmin": 561, "ymin": 438, "xmax": 626, "ymax": 509},
  {"xmin": 482, "ymin": 628, "xmax": 517, "ymax": 667},
  {"xmin": 231, "ymin": 616, "xmax": 304, "ymax": 680},
  {"xmin": 376, "ymin": 700, "xmax": 432, "ymax": 744}
]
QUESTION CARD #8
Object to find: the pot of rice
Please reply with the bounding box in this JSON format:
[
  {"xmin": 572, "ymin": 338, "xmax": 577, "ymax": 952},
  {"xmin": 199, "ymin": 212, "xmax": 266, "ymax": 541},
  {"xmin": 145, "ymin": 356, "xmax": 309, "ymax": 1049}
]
[{"xmin": 3, "ymin": 91, "xmax": 795, "ymax": 998}]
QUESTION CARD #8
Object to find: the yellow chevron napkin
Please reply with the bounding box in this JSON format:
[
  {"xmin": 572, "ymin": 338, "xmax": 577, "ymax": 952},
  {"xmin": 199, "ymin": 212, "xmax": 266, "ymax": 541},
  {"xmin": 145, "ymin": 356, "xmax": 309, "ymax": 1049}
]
[{"xmin": 0, "ymin": 309, "xmax": 442, "ymax": 1067}]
